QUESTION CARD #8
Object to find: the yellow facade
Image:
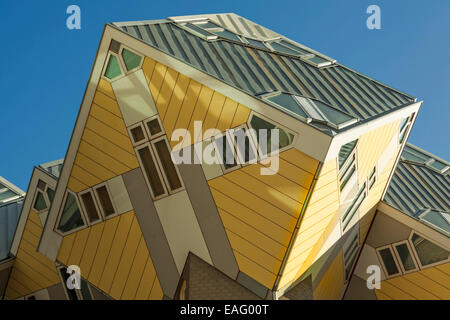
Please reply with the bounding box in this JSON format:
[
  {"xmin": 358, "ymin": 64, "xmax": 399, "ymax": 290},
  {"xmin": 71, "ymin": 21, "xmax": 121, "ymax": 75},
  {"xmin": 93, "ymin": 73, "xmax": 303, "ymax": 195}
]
[
  {"xmin": 209, "ymin": 149, "xmax": 318, "ymax": 289},
  {"xmin": 5, "ymin": 209, "xmax": 60, "ymax": 299},
  {"xmin": 375, "ymin": 262, "xmax": 450, "ymax": 300}
]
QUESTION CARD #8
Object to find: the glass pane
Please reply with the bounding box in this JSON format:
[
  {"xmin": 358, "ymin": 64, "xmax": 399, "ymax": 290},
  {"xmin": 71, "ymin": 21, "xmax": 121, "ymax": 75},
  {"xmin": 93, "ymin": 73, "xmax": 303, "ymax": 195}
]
[
  {"xmin": 306, "ymin": 55, "xmax": 329, "ymax": 65},
  {"xmin": 279, "ymin": 40, "xmax": 309, "ymax": 55},
  {"xmin": 33, "ymin": 191, "xmax": 47, "ymax": 211},
  {"xmin": 0, "ymin": 189, "xmax": 17, "ymax": 202},
  {"xmin": 421, "ymin": 211, "xmax": 450, "ymax": 234},
  {"xmin": 154, "ymin": 140, "xmax": 182, "ymax": 191},
  {"xmin": 95, "ymin": 186, "xmax": 115, "ymax": 217},
  {"xmin": 58, "ymin": 193, "xmax": 85, "ymax": 233},
  {"xmin": 121, "ymin": 48, "xmax": 142, "ymax": 71},
  {"xmin": 399, "ymin": 124, "xmax": 409, "ymax": 143},
  {"xmin": 147, "ymin": 119, "xmax": 162, "ymax": 136},
  {"xmin": 80, "ymin": 279, "xmax": 93, "ymax": 300},
  {"xmin": 249, "ymin": 115, "xmax": 292, "ymax": 154},
  {"xmin": 104, "ymin": 55, "xmax": 122, "ymax": 80},
  {"xmin": 59, "ymin": 268, "xmax": 78, "ymax": 300},
  {"xmin": 429, "ymin": 160, "xmax": 448, "ymax": 172},
  {"xmin": 138, "ymin": 147, "xmax": 166, "ymax": 197},
  {"xmin": 399, "ymin": 117, "xmax": 409, "ymax": 132},
  {"xmin": 46, "ymin": 188, "xmax": 55, "ymax": 204},
  {"xmin": 312, "ymin": 100, "xmax": 354, "ymax": 125},
  {"xmin": 196, "ymin": 21, "xmax": 221, "ymax": 29},
  {"xmin": 212, "ymin": 30, "xmax": 241, "ymax": 42},
  {"xmin": 394, "ymin": 243, "xmax": 416, "ymax": 271},
  {"xmin": 267, "ymin": 93, "xmax": 308, "ymax": 118},
  {"xmin": 215, "ymin": 135, "xmax": 237, "ymax": 170},
  {"xmin": 340, "ymin": 164, "xmax": 356, "ymax": 191},
  {"xmin": 131, "ymin": 126, "xmax": 146, "ymax": 144},
  {"xmin": 379, "ymin": 248, "xmax": 400, "ymax": 276},
  {"xmin": 339, "ymin": 140, "xmax": 357, "ymax": 169},
  {"xmin": 185, "ymin": 23, "xmax": 213, "ymax": 37},
  {"xmin": 233, "ymin": 128, "xmax": 257, "ymax": 164},
  {"xmin": 246, "ymin": 38, "xmax": 266, "ymax": 49},
  {"xmin": 411, "ymin": 233, "xmax": 449, "ymax": 266},
  {"xmin": 270, "ymin": 41, "xmax": 302, "ymax": 56},
  {"xmin": 81, "ymin": 192, "xmax": 100, "ymax": 223}
]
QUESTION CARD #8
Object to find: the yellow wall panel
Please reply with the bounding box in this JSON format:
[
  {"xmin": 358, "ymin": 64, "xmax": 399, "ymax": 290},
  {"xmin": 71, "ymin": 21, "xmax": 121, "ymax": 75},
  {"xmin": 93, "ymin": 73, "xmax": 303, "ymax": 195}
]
[
  {"xmin": 216, "ymin": 98, "xmax": 239, "ymax": 132},
  {"xmin": 234, "ymin": 251, "xmax": 277, "ymax": 289},
  {"xmin": 357, "ymin": 119, "xmax": 400, "ymax": 185},
  {"xmin": 155, "ymin": 68, "xmax": 179, "ymax": 119},
  {"xmin": 163, "ymin": 73, "xmax": 190, "ymax": 139},
  {"xmin": 135, "ymin": 257, "xmax": 158, "ymax": 300},
  {"xmin": 6, "ymin": 210, "xmax": 60, "ymax": 300},
  {"xmin": 230, "ymin": 104, "xmax": 251, "ymax": 128},
  {"xmin": 313, "ymin": 250, "xmax": 344, "ymax": 300},
  {"xmin": 79, "ymin": 222, "xmax": 105, "ymax": 276}
]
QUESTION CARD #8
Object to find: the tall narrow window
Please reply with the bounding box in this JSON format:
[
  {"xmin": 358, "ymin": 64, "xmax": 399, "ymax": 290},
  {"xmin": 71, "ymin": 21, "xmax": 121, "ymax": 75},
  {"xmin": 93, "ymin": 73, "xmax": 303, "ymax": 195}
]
[
  {"xmin": 339, "ymin": 140, "xmax": 357, "ymax": 169},
  {"xmin": 57, "ymin": 192, "xmax": 85, "ymax": 234},
  {"xmin": 394, "ymin": 242, "xmax": 418, "ymax": 272},
  {"xmin": 59, "ymin": 268, "xmax": 79, "ymax": 300},
  {"xmin": 153, "ymin": 139, "xmax": 183, "ymax": 191},
  {"xmin": 214, "ymin": 134, "xmax": 238, "ymax": 171},
  {"xmin": 342, "ymin": 184, "xmax": 366, "ymax": 231},
  {"xmin": 378, "ymin": 247, "xmax": 400, "ymax": 277},
  {"xmin": 95, "ymin": 186, "xmax": 116, "ymax": 217},
  {"xmin": 80, "ymin": 191, "xmax": 101, "ymax": 223},
  {"xmin": 137, "ymin": 145, "xmax": 167, "ymax": 198},
  {"xmin": 232, "ymin": 126, "xmax": 258, "ymax": 164},
  {"xmin": 46, "ymin": 187, "xmax": 55, "ymax": 203}
]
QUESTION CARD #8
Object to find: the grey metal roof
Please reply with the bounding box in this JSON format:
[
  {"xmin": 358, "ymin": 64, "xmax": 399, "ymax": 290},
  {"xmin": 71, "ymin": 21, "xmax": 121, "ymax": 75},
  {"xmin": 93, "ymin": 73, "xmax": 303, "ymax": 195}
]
[
  {"xmin": 0, "ymin": 178, "xmax": 24, "ymax": 261},
  {"xmin": 38, "ymin": 159, "xmax": 64, "ymax": 179},
  {"xmin": 383, "ymin": 144, "xmax": 450, "ymax": 237},
  {"xmin": 111, "ymin": 14, "xmax": 415, "ymax": 133}
]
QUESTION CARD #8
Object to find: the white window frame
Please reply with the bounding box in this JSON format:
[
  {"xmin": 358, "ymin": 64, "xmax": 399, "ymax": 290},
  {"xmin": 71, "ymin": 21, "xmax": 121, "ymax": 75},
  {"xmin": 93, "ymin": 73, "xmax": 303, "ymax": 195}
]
[
  {"xmin": 93, "ymin": 182, "xmax": 118, "ymax": 220},
  {"xmin": 31, "ymin": 189, "xmax": 50, "ymax": 214},
  {"xmin": 102, "ymin": 44, "xmax": 144, "ymax": 83},
  {"xmin": 392, "ymin": 240, "xmax": 420, "ymax": 274},
  {"xmin": 78, "ymin": 188, "xmax": 103, "ymax": 226},
  {"xmin": 376, "ymin": 245, "xmax": 402, "ymax": 279},
  {"xmin": 408, "ymin": 231, "xmax": 450, "ymax": 269},
  {"xmin": 54, "ymin": 190, "xmax": 87, "ymax": 236}
]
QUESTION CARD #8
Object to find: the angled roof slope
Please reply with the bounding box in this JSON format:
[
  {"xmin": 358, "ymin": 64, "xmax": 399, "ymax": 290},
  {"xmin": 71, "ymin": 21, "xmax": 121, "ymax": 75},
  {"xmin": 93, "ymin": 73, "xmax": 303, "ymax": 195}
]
[
  {"xmin": 112, "ymin": 13, "xmax": 415, "ymax": 134},
  {"xmin": 383, "ymin": 143, "xmax": 450, "ymax": 236},
  {"xmin": 38, "ymin": 159, "xmax": 64, "ymax": 179}
]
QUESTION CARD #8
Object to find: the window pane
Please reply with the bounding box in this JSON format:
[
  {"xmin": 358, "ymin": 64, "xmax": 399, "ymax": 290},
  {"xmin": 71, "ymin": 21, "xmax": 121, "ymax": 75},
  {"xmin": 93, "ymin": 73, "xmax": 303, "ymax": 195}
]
[
  {"xmin": 421, "ymin": 211, "xmax": 450, "ymax": 234},
  {"xmin": 267, "ymin": 93, "xmax": 308, "ymax": 118},
  {"xmin": 154, "ymin": 140, "xmax": 182, "ymax": 191},
  {"xmin": 246, "ymin": 38, "xmax": 266, "ymax": 49},
  {"xmin": 147, "ymin": 119, "xmax": 162, "ymax": 136},
  {"xmin": 339, "ymin": 140, "xmax": 357, "ymax": 169},
  {"xmin": 95, "ymin": 186, "xmax": 115, "ymax": 217},
  {"xmin": 104, "ymin": 55, "xmax": 122, "ymax": 80},
  {"xmin": 185, "ymin": 23, "xmax": 213, "ymax": 37},
  {"xmin": 411, "ymin": 233, "xmax": 449, "ymax": 266},
  {"xmin": 81, "ymin": 192, "xmax": 100, "ymax": 223},
  {"xmin": 270, "ymin": 41, "xmax": 302, "ymax": 56},
  {"xmin": 212, "ymin": 30, "xmax": 241, "ymax": 42},
  {"xmin": 340, "ymin": 164, "xmax": 355, "ymax": 191},
  {"xmin": 33, "ymin": 191, "xmax": 47, "ymax": 211},
  {"xmin": 279, "ymin": 40, "xmax": 309, "ymax": 55},
  {"xmin": 58, "ymin": 193, "xmax": 84, "ymax": 233},
  {"xmin": 379, "ymin": 248, "xmax": 399, "ymax": 276},
  {"xmin": 131, "ymin": 126, "xmax": 146, "ymax": 144},
  {"xmin": 138, "ymin": 147, "xmax": 166, "ymax": 197},
  {"xmin": 46, "ymin": 188, "xmax": 55, "ymax": 204},
  {"xmin": 429, "ymin": 160, "xmax": 448, "ymax": 172},
  {"xmin": 399, "ymin": 124, "xmax": 409, "ymax": 143},
  {"xmin": 59, "ymin": 268, "xmax": 79, "ymax": 300},
  {"xmin": 249, "ymin": 115, "xmax": 293, "ymax": 154},
  {"xmin": 121, "ymin": 48, "xmax": 142, "ymax": 71},
  {"xmin": 215, "ymin": 135, "xmax": 237, "ymax": 170},
  {"xmin": 394, "ymin": 243, "xmax": 416, "ymax": 271},
  {"xmin": 80, "ymin": 279, "xmax": 93, "ymax": 300},
  {"xmin": 306, "ymin": 55, "xmax": 329, "ymax": 65},
  {"xmin": 233, "ymin": 128, "xmax": 257, "ymax": 164}
]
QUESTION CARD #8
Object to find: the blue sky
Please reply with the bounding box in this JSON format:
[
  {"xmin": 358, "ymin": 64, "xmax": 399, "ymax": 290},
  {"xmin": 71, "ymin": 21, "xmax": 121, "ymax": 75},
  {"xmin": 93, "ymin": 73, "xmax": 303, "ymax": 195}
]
[{"xmin": 1, "ymin": 0, "xmax": 449, "ymax": 190}]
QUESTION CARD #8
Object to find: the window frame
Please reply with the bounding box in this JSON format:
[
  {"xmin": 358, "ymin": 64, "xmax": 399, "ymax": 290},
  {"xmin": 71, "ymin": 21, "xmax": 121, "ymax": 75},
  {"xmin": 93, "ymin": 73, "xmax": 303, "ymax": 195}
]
[
  {"xmin": 54, "ymin": 190, "xmax": 87, "ymax": 236},
  {"xmin": 102, "ymin": 52, "xmax": 126, "ymax": 82},
  {"xmin": 408, "ymin": 231, "xmax": 450, "ymax": 269},
  {"xmin": 150, "ymin": 136, "xmax": 185, "ymax": 195},
  {"xmin": 135, "ymin": 142, "xmax": 169, "ymax": 200},
  {"xmin": 57, "ymin": 266, "xmax": 94, "ymax": 301},
  {"xmin": 212, "ymin": 130, "xmax": 242, "ymax": 175},
  {"xmin": 93, "ymin": 182, "xmax": 118, "ymax": 220},
  {"xmin": 78, "ymin": 189, "xmax": 103, "ymax": 226},
  {"xmin": 368, "ymin": 166, "xmax": 377, "ymax": 191},
  {"xmin": 341, "ymin": 182, "xmax": 366, "ymax": 233},
  {"xmin": 338, "ymin": 141, "xmax": 359, "ymax": 195},
  {"xmin": 376, "ymin": 244, "xmax": 402, "ymax": 279},
  {"xmin": 247, "ymin": 111, "xmax": 297, "ymax": 156},
  {"xmin": 392, "ymin": 240, "xmax": 420, "ymax": 274},
  {"xmin": 342, "ymin": 229, "xmax": 360, "ymax": 282},
  {"xmin": 128, "ymin": 122, "xmax": 149, "ymax": 147},
  {"xmin": 229, "ymin": 124, "xmax": 260, "ymax": 167},
  {"xmin": 31, "ymin": 189, "xmax": 50, "ymax": 214},
  {"xmin": 144, "ymin": 115, "xmax": 165, "ymax": 140},
  {"xmin": 119, "ymin": 46, "xmax": 144, "ymax": 73}
]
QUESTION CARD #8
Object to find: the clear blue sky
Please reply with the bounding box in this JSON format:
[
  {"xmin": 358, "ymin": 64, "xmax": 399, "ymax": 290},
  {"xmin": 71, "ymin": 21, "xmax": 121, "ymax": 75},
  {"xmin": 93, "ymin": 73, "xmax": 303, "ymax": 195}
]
[{"xmin": 1, "ymin": 0, "xmax": 449, "ymax": 190}]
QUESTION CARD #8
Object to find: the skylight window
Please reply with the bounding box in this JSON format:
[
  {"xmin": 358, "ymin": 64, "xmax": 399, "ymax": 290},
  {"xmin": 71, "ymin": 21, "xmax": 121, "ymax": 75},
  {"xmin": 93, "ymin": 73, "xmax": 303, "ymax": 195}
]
[
  {"xmin": 419, "ymin": 210, "xmax": 450, "ymax": 235},
  {"xmin": 245, "ymin": 37, "xmax": 267, "ymax": 49},
  {"xmin": 263, "ymin": 92, "xmax": 358, "ymax": 130},
  {"xmin": 427, "ymin": 159, "xmax": 449, "ymax": 173}
]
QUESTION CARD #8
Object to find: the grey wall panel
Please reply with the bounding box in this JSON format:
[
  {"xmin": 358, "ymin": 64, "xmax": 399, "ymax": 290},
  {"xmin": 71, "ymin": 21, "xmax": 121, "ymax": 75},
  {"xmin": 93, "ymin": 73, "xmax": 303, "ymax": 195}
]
[
  {"xmin": 178, "ymin": 162, "xmax": 239, "ymax": 280},
  {"xmin": 343, "ymin": 274, "xmax": 377, "ymax": 300},
  {"xmin": 122, "ymin": 168, "xmax": 180, "ymax": 298},
  {"xmin": 46, "ymin": 283, "xmax": 67, "ymax": 300},
  {"xmin": 365, "ymin": 212, "xmax": 412, "ymax": 248}
]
